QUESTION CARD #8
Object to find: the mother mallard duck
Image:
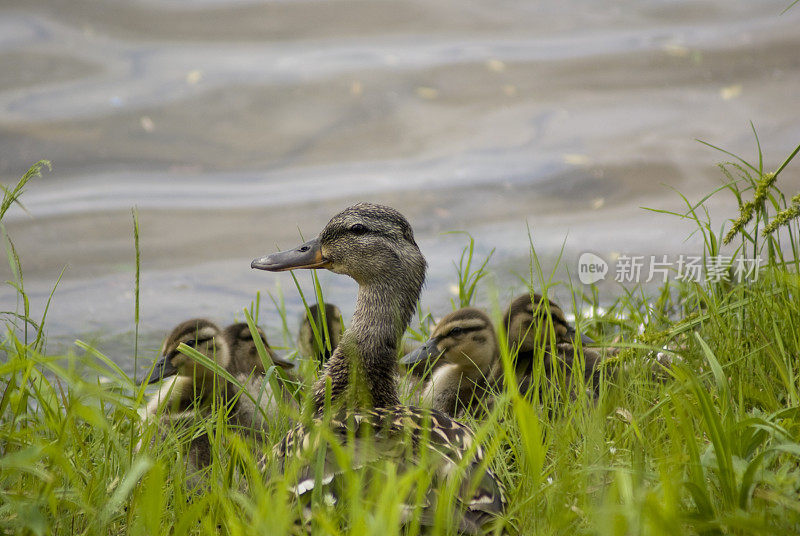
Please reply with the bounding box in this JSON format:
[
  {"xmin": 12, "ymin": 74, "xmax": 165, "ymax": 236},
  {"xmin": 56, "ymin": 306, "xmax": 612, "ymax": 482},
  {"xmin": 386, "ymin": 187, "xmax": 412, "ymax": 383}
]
[{"xmin": 251, "ymin": 203, "xmax": 505, "ymax": 533}]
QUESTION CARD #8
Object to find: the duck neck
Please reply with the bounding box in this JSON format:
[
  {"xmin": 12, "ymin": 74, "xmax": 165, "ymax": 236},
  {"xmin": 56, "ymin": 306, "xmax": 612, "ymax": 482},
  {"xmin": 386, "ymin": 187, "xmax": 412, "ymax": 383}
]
[{"xmin": 313, "ymin": 268, "xmax": 423, "ymax": 412}]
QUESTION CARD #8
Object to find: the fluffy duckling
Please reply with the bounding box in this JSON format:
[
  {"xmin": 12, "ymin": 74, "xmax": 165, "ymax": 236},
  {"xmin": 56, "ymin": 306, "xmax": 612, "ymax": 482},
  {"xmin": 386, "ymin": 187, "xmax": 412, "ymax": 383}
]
[
  {"xmin": 222, "ymin": 322, "xmax": 299, "ymax": 432},
  {"xmin": 141, "ymin": 318, "xmax": 296, "ymax": 432},
  {"xmin": 297, "ymin": 303, "xmax": 344, "ymax": 365},
  {"xmin": 400, "ymin": 308, "xmax": 500, "ymax": 418},
  {"xmin": 402, "ymin": 294, "xmax": 607, "ymax": 415},
  {"xmin": 504, "ymin": 293, "xmax": 593, "ymax": 364},
  {"xmin": 252, "ymin": 203, "xmax": 505, "ymax": 534},
  {"xmin": 503, "ymin": 294, "xmax": 589, "ymax": 369},
  {"xmin": 503, "ymin": 293, "xmax": 604, "ymax": 398}
]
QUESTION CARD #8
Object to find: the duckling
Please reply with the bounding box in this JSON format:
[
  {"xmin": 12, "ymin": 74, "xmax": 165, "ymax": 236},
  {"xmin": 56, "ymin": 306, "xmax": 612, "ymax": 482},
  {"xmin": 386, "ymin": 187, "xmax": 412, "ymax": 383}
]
[
  {"xmin": 141, "ymin": 318, "xmax": 226, "ymax": 418},
  {"xmin": 297, "ymin": 303, "xmax": 344, "ymax": 365},
  {"xmin": 221, "ymin": 322, "xmax": 299, "ymax": 433},
  {"xmin": 400, "ymin": 308, "xmax": 501, "ymax": 418},
  {"xmin": 223, "ymin": 322, "xmax": 271, "ymax": 376},
  {"xmin": 402, "ymin": 295, "xmax": 607, "ymax": 414},
  {"xmin": 504, "ymin": 293, "xmax": 593, "ymax": 364},
  {"xmin": 141, "ymin": 319, "xmax": 296, "ymax": 433},
  {"xmin": 503, "ymin": 293, "xmax": 604, "ymax": 399},
  {"xmin": 252, "ymin": 203, "xmax": 506, "ymax": 534}
]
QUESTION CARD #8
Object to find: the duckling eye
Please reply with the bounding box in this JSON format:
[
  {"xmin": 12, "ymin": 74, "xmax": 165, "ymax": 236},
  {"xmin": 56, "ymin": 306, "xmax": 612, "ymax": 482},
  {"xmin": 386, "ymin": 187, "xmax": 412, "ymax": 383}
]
[
  {"xmin": 184, "ymin": 337, "xmax": 211, "ymax": 348},
  {"xmin": 349, "ymin": 224, "xmax": 368, "ymax": 235},
  {"xmin": 448, "ymin": 327, "xmax": 464, "ymax": 337}
]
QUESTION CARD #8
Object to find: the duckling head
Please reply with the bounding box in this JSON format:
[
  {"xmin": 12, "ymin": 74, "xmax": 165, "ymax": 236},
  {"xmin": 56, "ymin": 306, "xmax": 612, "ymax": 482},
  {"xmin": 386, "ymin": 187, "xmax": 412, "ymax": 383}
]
[
  {"xmin": 147, "ymin": 318, "xmax": 230, "ymax": 388},
  {"xmin": 251, "ymin": 202, "xmax": 426, "ymax": 289},
  {"xmin": 504, "ymin": 293, "xmax": 592, "ymax": 352},
  {"xmin": 297, "ymin": 303, "xmax": 344, "ymax": 364},
  {"xmin": 223, "ymin": 322, "xmax": 295, "ymax": 377},
  {"xmin": 401, "ymin": 308, "xmax": 497, "ymax": 378}
]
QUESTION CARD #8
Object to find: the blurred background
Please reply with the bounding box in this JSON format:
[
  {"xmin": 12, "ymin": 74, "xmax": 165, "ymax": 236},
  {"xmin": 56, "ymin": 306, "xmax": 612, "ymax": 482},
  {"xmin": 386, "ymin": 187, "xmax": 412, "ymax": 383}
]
[{"xmin": 0, "ymin": 0, "xmax": 798, "ymax": 374}]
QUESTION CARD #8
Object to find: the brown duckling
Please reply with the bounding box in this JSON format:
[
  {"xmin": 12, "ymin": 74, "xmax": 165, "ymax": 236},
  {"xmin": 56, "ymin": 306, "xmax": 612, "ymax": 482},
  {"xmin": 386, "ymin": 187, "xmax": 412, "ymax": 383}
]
[
  {"xmin": 222, "ymin": 322, "xmax": 299, "ymax": 432},
  {"xmin": 140, "ymin": 318, "xmax": 296, "ymax": 432},
  {"xmin": 297, "ymin": 303, "xmax": 344, "ymax": 365},
  {"xmin": 138, "ymin": 319, "xmax": 297, "ymax": 487},
  {"xmin": 503, "ymin": 292, "xmax": 604, "ymax": 395},
  {"xmin": 400, "ymin": 308, "xmax": 501, "ymax": 418}
]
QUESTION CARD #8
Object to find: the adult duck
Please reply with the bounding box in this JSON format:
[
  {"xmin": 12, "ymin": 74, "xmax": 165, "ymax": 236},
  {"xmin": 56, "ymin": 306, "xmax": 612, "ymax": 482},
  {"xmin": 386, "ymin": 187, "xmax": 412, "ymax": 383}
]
[{"xmin": 252, "ymin": 203, "xmax": 505, "ymax": 533}]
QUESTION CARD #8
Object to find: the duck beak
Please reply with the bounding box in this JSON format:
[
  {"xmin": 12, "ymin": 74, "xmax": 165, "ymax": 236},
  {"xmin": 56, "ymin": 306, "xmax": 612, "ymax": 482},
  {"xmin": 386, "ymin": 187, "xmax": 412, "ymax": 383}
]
[
  {"xmin": 399, "ymin": 338, "xmax": 442, "ymax": 366},
  {"xmin": 251, "ymin": 237, "xmax": 330, "ymax": 272},
  {"xmin": 567, "ymin": 326, "xmax": 595, "ymax": 346},
  {"xmin": 270, "ymin": 352, "xmax": 296, "ymax": 370},
  {"xmin": 146, "ymin": 355, "xmax": 178, "ymax": 384}
]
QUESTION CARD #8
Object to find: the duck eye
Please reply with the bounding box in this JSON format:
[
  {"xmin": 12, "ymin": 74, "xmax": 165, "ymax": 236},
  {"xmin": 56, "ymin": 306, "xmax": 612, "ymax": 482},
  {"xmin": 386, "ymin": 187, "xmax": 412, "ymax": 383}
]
[
  {"xmin": 185, "ymin": 337, "xmax": 210, "ymax": 348},
  {"xmin": 448, "ymin": 327, "xmax": 464, "ymax": 337},
  {"xmin": 349, "ymin": 224, "xmax": 368, "ymax": 235}
]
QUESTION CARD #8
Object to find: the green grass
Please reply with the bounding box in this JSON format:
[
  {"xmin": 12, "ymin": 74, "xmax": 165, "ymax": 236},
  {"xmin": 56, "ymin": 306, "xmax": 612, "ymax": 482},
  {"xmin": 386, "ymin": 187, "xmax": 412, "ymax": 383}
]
[{"xmin": 2, "ymin": 137, "xmax": 800, "ymax": 536}]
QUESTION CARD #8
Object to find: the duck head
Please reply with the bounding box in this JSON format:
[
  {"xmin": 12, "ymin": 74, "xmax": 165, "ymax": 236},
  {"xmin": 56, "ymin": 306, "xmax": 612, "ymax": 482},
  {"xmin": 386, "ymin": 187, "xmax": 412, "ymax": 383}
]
[
  {"xmin": 251, "ymin": 202, "xmax": 425, "ymax": 287},
  {"xmin": 252, "ymin": 203, "xmax": 426, "ymax": 409}
]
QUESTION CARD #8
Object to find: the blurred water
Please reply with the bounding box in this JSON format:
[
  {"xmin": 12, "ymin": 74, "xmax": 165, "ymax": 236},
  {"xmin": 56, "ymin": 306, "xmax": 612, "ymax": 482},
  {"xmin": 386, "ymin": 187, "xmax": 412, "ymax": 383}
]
[{"xmin": 1, "ymin": 0, "xmax": 799, "ymax": 374}]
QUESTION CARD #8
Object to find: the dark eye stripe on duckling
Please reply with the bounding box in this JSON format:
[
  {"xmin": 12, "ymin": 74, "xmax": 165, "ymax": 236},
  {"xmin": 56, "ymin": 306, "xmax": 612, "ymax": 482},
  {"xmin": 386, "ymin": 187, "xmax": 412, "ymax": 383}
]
[
  {"xmin": 164, "ymin": 337, "xmax": 214, "ymax": 360},
  {"xmin": 521, "ymin": 300, "xmax": 569, "ymax": 328},
  {"xmin": 435, "ymin": 319, "xmax": 489, "ymax": 339},
  {"xmin": 182, "ymin": 336, "xmax": 213, "ymax": 348},
  {"xmin": 166, "ymin": 326, "xmax": 218, "ymax": 350},
  {"xmin": 176, "ymin": 326, "xmax": 218, "ymax": 342},
  {"xmin": 440, "ymin": 324, "xmax": 486, "ymax": 339}
]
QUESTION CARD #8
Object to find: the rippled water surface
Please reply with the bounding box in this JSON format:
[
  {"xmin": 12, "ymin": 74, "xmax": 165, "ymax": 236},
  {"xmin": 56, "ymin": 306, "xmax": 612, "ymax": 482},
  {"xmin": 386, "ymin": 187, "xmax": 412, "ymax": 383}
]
[{"xmin": 1, "ymin": 0, "xmax": 799, "ymax": 374}]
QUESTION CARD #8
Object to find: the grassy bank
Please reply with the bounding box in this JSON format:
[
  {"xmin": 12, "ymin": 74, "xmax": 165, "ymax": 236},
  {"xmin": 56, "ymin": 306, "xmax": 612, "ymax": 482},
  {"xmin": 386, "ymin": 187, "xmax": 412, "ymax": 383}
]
[{"xmin": 2, "ymin": 140, "xmax": 800, "ymax": 536}]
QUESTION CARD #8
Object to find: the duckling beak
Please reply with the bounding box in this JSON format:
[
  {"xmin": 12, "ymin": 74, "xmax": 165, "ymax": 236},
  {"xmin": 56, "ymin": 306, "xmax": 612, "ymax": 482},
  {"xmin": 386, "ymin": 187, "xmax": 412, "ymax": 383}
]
[
  {"xmin": 567, "ymin": 326, "xmax": 595, "ymax": 346},
  {"xmin": 270, "ymin": 352, "xmax": 296, "ymax": 370},
  {"xmin": 146, "ymin": 355, "xmax": 178, "ymax": 384},
  {"xmin": 399, "ymin": 338, "xmax": 442, "ymax": 366},
  {"xmin": 251, "ymin": 237, "xmax": 330, "ymax": 272}
]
